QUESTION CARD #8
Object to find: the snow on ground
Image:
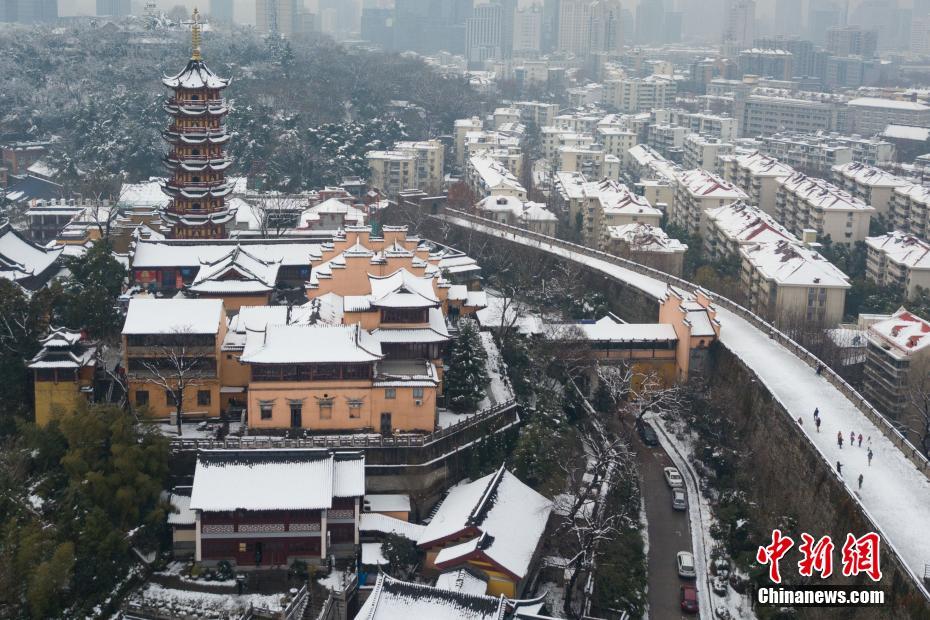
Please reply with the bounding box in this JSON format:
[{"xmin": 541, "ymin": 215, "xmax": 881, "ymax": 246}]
[
  {"xmin": 132, "ymin": 583, "xmax": 284, "ymax": 615},
  {"xmin": 438, "ymin": 331, "xmax": 514, "ymax": 429},
  {"xmin": 317, "ymin": 569, "xmax": 348, "ymax": 591},
  {"xmin": 649, "ymin": 413, "xmax": 757, "ymax": 620},
  {"xmin": 445, "ymin": 215, "xmax": 930, "ymax": 597}
]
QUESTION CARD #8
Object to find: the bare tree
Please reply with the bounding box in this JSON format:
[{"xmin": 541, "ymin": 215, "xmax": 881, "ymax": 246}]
[
  {"xmin": 137, "ymin": 327, "xmax": 212, "ymax": 436},
  {"xmin": 596, "ymin": 362, "xmax": 684, "ymax": 420},
  {"xmin": 248, "ymin": 194, "xmax": 302, "ymax": 237}
]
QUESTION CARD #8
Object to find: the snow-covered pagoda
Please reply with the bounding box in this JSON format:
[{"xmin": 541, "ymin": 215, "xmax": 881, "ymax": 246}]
[{"xmin": 160, "ymin": 9, "xmax": 235, "ymax": 239}]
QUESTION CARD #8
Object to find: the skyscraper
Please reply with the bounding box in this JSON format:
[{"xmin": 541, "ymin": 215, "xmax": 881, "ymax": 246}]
[
  {"xmin": 589, "ymin": 0, "xmax": 623, "ymax": 54},
  {"xmin": 514, "ymin": 5, "xmax": 543, "ymax": 55},
  {"xmin": 256, "ymin": 0, "xmax": 302, "ymax": 37},
  {"xmin": 773, "ymin": 0, "xmax": 802, "ymax": 37},
  {"xmin": 209, "ymin": 0, "xmax": 234, "ymax": 23},
  {"xmin": 393, "ymin": 0, "xmax": 471, "ymax": 55},
  {"xmin": 723, "ymin": 0, "xmax": 755, "ymax": 51},
  {"xmin": 1, "ymin": 0, "xmax": 57, "ymax": 22},
  {"xmin": 466, "ymin": 3, "xmax": 503, "ymax": 67},
  {"xmin": 96, "ymin": 0, "xmax": 129, "ymax": 17},
  {"xmin": 558, "ymin": 0, "xmax": 591, "ymax": 54},
  {"xmin": 635, "ymin": 0, "xmax": 664, "ymax": 45}
]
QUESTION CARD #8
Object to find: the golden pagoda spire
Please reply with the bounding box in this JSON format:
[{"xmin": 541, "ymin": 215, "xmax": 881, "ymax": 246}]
[{"xmin": 191, "ymin": 7, "xmax": 202, "ymax": 61}]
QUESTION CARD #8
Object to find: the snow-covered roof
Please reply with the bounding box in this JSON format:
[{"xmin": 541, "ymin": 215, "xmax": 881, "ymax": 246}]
[
  {"xmin": 298, "ymin": 198, "xmax": 366, "ymax": 228},
  {"xmin": 119, "ymin": 179, "xmax": 171, "ymax": 210},
  {"xmin": 241, "ymin": 324, "xmax": 382, "ymax": 365},
  {"xmin": 435, "ymin": 568, "xmax": 489, "ymax": 597},
  {"xmin": 418, "ymin": 466, "xmax": 552, "ymax": 580},
  {"xmin": 368, "ymin": 269, "xmax": 440, "ymax": 309},
  {"xmin": 357, "ymin": 573, "xmax": 506, "ymax": 620},
  {"xmin": 162, "ymin": 59, "xmax": 229, "ymax": 90},
  {"xmin": 189, "ymin": 449, "xmax": 364, "ymax": 512},
  {"xmin": 372, "ymin": 308, "xmax": 451, "ymax": 344},
  {"xmin": 892, "ymin": 182, "xmax": 930, "ymax": 206},
  {"xmin": 741, "ymin": 240, "xmax": 851, "ymax": 288},
  {"xmin": 468, "ymin": 154, "xmax": 526, "ymax": 194},
  {"xmin": 865, "ymin": 231, "xmax": 930, "ymax": 270},
  {"xmin": 188, "ymin": 246, "xmax": 281, "ymax": 294},
  {"xmin": 122, "ymin": 298, "xmax": 224, "ymax": 335},
  {"xmin": 544, "ymin": 316, "xmax": 678, "ymax": 343},
  {"xmin": 131, "ymin": 239, "xmax": 322, "ymax": 269},
  {"xmin": 848, "ymin": 97, "xmax": 930, "ymax": 111},
  {"xmin": 868, "ymin": 308, "xmax": 930, "ymax": 356},
  {"xmin": 359, "ymin": 512, "xmax": 425, "ymax": 542},
  {"xmin": 735, "ymin": 151, "xmax": 794, "ymax": 178},
  {"xmin": 596, "ymin": 180, "xmax": 663, "ymax": 217},
  {"xmin": 168, "ymin": 492, "xmax": 196, "ymax": 526},
  {"xmin": 28, "ymin": 327, "xmax": 97, "ymax": 370},
  {"xmin": 362, "ymin": 542, "xmax": 388, "ymax": 566},
  {"xmin": 831, "ymin": 162, "xmax": 908, "ymax": 189},
  {"xmin": 0, "ymin": 222, "xmax": 62, "ymax": 283},
  {"xmin": 705, "ymin": 201, "xmax": 796, "ymax": 245},
  {"xmin": 364, "ymin": 494, "xmax": 411, "ymax": 513},
  {"xmin": 607, "ymin": 223, "xmax": 687, "ymax": 253},
  {"xmin": 778, "ymin": 172, "xmax": 874, "ymax": 212},
  {"xmin": 882, "ymin": 124, "xmax": 930, "ymax": 141},
  {"xmin": 676, "ymin": 169, "xmax": 747, "ymax": 200}
]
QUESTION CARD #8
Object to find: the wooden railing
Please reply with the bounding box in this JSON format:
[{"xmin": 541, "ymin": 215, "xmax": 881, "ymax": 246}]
[{"xmin": 438, "ymin": 208, "xmax": 930, "ymax": 602}]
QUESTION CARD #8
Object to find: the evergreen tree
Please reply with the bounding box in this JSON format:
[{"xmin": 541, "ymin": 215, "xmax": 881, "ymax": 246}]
[
  {"xmin": 444, "ymin": 319, "xmax": 489, "ymax": 413},
  {"xmin": 60, "ymin": 240, "xmax": 127, "ymax": 340}
]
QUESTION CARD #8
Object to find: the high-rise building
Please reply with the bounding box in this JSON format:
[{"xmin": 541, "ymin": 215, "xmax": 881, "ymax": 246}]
[
  {"xmin": 827, "ymin": 25, "xmax": 878, "ymax": 58},
  {"xmin": 161, "ymin": 10, "xmax": 234, "ymax": 239},
  {"xmin": 635, "ymin": 0, "xmax": 664, "ymax": 44},
  {"xmin": 393, "ymin": 0, "xmax": 471, "ymax": 55},
  {"xmin": 499, "ymin": 0, "xmax": 517, "ymax": 59},
  {"xmin": 773, "ymin": 0, "xmax": 802, "ymax": 37},
  {"xmin": 466, "ymin": 3, "xmax": 503, "ymax": 66},
  {"xmin": 723, "ymin": 0, "xmax": 755, "ymax": 52},
  {"xmin": 514, "ymin": 5, "xmax": 543, "ymax": 55},
  {"xmin": 541, "ymin": 0, "xmax": 559, "ymax": 52},
  {"xmin": 96, "ymin": 0, "xmax": 129, "ymax": 17},
  {"xmin": 361, "ymin": 7, "xmax": 394, "ymax": 47},
  {"xmin": 209, "ymin": 0, "xmax": 234, "ymax": 23},
  {"xmin": 558, "ymin": 0, "xmax": 591, "ymax": 54},
  {"xmin": 589, "ymin": 0, "xmax": 623, "ymax": 54},
  {"xmin": 319, "ymin": 0, "xmax": 360, "ymax": 37},
  {"xmin": 807, "ymin": 1, "xmax": 841, "ymax": 44},
  {"xmin": 755, "ymin": 36, "xmax": 816, "ymax": 76},
  {"xmin": 663, "ymin": 9, "xmax": 682, "ymax": 43},
  {"xmin": 256, "ymin": 0, "xmax": 303, "ymax": 37},
  {"xmin": 1, "ymin": 0, "xmax": 58, "ymax": 22}
]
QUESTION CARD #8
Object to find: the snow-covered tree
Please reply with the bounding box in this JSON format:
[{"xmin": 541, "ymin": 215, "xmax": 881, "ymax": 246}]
[{"xmin": 444, "ymin": 318, "xmax": 489, "ymax": 413}]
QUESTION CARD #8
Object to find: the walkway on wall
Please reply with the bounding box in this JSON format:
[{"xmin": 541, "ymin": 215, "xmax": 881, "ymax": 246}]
[{"xmin": 437, "ymin": 210, "xmax": 930, "ymax": 598}]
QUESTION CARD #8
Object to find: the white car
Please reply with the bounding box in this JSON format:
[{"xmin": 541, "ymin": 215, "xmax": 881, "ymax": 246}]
[
  {"xmin": 672, "ymin": 488, "xmax": 687, "ymax": 511},
  {"xmin": 664, "ymin": 467, "xmax": 684, "ymax": 488},
  {"xmin": 677, "ymin": 551, "xmax": 696, "ymax": 579}
]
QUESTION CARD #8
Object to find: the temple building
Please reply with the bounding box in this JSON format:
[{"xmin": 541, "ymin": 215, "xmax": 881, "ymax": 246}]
[
  {"xmin": 28, "ymin": 328, "xmax": 98, "ymax": 426},
  {"xmin": 160, "ymin": 9, "xmax": 235, "ymax": 239},
  {"xmin": 188, "ymin": 449, "xmax": 365, "ymax": 566}
]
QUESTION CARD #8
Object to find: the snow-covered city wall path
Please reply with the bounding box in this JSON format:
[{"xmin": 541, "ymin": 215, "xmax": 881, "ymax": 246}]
[{"xmin": 440, "ymin": 213, "xmax": 930, "ymax": 596}]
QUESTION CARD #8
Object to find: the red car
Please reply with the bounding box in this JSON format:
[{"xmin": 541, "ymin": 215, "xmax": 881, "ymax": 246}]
[{"xmin": 680, "ymin": 584, "xmax": 698, "ymax": 614}]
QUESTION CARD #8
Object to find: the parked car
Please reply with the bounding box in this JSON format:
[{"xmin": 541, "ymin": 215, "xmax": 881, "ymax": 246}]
[
  {"xmin": 680, "ymin": 585, "xmax": 698, "ymax": 614},
  {"xmin": 672, "ymin": 488, "xmax": 687, "ymax": 511},
  {"xmin": 677, "ymin": 551, "xmax": 696, "ymax": 579},
  {"xmin": 712, "ymin": 576, "xmax": 728, "ymax": 596},
  {"xmin": 715, "ymin": 606, "xmax": 733, "ymax": 620},
  {"xmin": 664, "ymin": 467, "xmax": 683, "ymax": 488},
  {"xmin": 636, "ymin": 418, "xmax": 659, "ymax": 446}
]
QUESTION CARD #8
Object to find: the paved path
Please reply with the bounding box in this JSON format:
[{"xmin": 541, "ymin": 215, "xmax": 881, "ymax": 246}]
[
  {"xmin": 631, "ymin": 425, "xmax": 696, "ymax": 619},
  {"xmin": 442, "ymin": 214, "xmax": 930, "ymax": 598}
]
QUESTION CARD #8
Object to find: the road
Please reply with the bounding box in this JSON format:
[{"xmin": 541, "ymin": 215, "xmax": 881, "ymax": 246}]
[{"xmin": 626, "ymin": 420, "xmax": 697, "ymax": 619}]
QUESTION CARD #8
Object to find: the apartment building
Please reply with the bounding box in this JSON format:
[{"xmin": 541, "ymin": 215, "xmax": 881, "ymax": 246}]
[
  {"xmin": 737, "ymin": 48, "xmax": 794, "ymax": 81},
  {"xmin": 739, "ymin": 91, "xmax": 846, "ymax": 138},
  {"xmin": 670, "ymin": 169, "xmax": 748, "ymax": 235},
  {"xmin": 864, "ymin": 231, "xmax": 930, "ymax": 299},
  {"xmin": 683, "ymin": 134, "xmax": 734, "ymax": 173},
  {"xmin": 454, "ymin": 116, "xmax": 484, "ymax": 167},
  {"xmin": 703, "ymin": 201, "xmax": 795, "ymax": 262},
  {"xmin": 392, "ymin": 140, "xmax": 446, "ymax": 194},
  {"xmin": 513, "ymin": 101, "xmax": 560, "ymax": 126},
  {"xmin": 465, "ymin": 153, "xmax": 527, "ymax": 199},
  {"xmin": 646, "ymin": 124, "xmax": 687, "ymax": 161},
  {"xmin": 740, "ymin": 239, "xmax": 850, "ymax": 325},
  {"xmin": 890, "ymin": 183, "xmax": 930, "ymax": 238},
  {"xmin": 719, "ymin": 151, "xmax": 794, "ymax": 217},
  {"xmin": 595, "ymin": 126, "xmax": 638, "ymax": 165},
  {"xmin": 493, "ymin": 107, "xmax": 522, "ymax": 129},
  {"xmin": 627, "ymin": 144, "xmax": 680, "ymax": 209},
  {"xmin": 367, "ymin": 150, "xmax": 418, "ymax": 197},
  {"xmin": 847, "ymin": 98, "xmax": 930, "ymax": 137},
  {"xmin": 541, "ymin": 127, "xmax": 594, "ymax": 160},
  {"xmin": 652, "ymin": 109, "xmax": 738, "ymax": 141},
  {"xmin": 604, "ymin": 223, "xmax": 687, "ymax": 276},
  {"xmin": 863, "ymin": 309, "xmax": 930, "ymax": 428},
  {"xmin": 775, "ymin": 172, "xmax": 875, "ymax": 244},
  {"xmin": 831, "ymin": 162, "xmax": 909, "ymax": 216},
  {"xmin": 604, "ymin": 76, "xmax": 675, "ymax": 113},
  {"xmin": 553, "ymin": 111, "xmax": 604, "ymax": 134},
  {"xmin": 476, "ymin": 195, "xmax": 558, "ymax": 236}
]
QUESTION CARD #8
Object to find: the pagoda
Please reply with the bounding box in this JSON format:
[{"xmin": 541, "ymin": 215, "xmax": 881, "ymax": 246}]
[{"xmin": 160, "ymin": 9, "xmax": 235, "ymax": 239}]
